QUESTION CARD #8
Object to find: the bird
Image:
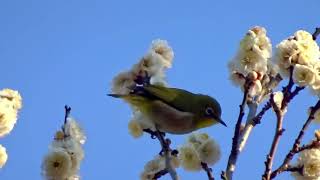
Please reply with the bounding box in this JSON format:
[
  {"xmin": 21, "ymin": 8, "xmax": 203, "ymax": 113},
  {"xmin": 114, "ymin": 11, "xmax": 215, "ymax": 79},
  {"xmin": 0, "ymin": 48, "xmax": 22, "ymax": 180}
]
[{"xmin": 109, "ymin": 84, "xmax": 226, "ymax": 134}]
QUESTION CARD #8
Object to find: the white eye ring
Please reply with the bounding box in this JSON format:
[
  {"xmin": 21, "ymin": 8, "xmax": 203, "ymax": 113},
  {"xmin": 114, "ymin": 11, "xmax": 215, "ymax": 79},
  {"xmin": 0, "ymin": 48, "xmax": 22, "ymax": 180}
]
[{"xmin": 205, "ymin": 107, "xmax": 214, "ymax": 115}]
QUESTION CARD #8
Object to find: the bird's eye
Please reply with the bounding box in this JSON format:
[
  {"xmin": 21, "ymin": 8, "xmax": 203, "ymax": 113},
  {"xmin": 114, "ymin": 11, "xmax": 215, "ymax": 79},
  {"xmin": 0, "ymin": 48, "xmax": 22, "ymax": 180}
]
[{"xmin": 205, "ymin": 107, "xmax": 214, "ymax": 116}]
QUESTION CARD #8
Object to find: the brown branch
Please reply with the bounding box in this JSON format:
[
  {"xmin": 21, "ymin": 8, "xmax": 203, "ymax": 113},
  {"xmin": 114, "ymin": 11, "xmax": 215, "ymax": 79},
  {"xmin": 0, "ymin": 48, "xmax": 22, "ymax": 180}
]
[
  {"xmin": 64, "ymin": 105, "xmax": 71, "ymax": 125},
  {"xmin": 62, "ymin": 105, "xmax": 71, "ymax": 135},
  {"xmin": 285, "ymin": 165, "xmax": 303, "ymax": 174},
  {"xmin": 225, "ymin": 80, "xmax": 249, "ymax": 179},
  {"xmin": 153, "ymin": 169, "xmax": 169, "ymax": 180},
  {"xmin": 262, "ymin": 93, "xmax": 285, "ymax": 180},
  {"xmin": 252, "ymin": 101, "xmax": 272, "ymax": 125},
  {"xmin": 270, "ymin": 100, "xmax": 320, "ymax": 179},
  {"xmin": 143, "ymin": 129, "xmax": 178, "ymax": 180},
  {"xmin": 221, "ymin": 171, "xmax": 228, "ymax": 180},
  {"xmin": 262, "ymin": 66, "xmax": 304, "ymax": 180},
  {"xmin": 297, "ymin": 140, "xmax": 320, "ymax": 153},
  {"xmin": 201, "ymin": 162, "xmax": 214, "ymax": 180}
]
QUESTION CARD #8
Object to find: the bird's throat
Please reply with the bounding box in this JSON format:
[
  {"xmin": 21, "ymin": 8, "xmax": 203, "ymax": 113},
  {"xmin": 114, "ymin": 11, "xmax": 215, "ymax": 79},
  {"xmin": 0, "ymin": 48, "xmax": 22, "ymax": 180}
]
[{"xmin": 196, "ymin": 118, "xmax": 214, "ymax": 129}]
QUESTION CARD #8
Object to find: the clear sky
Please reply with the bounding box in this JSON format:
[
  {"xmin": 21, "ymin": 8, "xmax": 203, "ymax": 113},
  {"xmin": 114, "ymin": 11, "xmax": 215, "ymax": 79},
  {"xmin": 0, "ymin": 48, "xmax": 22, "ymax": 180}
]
[{"xmin": 0, "ymin": 0, "xmax": 319, "ymax": 179}]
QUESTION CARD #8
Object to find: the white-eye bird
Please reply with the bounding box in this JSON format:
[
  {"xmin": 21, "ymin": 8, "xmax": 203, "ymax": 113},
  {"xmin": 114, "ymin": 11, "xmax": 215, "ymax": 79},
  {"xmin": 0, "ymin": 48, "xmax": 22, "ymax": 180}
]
[{"xmin": 109, "ymin": 84, "xmax": 226, "ymax": 134}]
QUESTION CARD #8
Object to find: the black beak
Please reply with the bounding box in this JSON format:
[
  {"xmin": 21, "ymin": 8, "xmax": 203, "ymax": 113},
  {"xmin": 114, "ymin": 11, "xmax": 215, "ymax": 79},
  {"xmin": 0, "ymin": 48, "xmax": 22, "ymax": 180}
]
[{"xmin": 217, "ymin": 117, "xmax": 227, "ymax": 127}]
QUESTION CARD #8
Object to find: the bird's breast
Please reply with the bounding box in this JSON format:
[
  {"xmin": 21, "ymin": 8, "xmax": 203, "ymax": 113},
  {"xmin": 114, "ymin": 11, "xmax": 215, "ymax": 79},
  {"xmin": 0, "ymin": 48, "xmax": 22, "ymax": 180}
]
[{"xmin": 147, "ymin": 100, "xmax": 195, "ymax": 134}]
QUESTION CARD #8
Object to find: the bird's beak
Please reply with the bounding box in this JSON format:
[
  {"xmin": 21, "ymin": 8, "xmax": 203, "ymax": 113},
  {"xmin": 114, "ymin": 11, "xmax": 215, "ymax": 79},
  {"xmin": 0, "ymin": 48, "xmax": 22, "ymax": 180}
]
[{"xmin": 217, "ymin": 117, "xmax": 227, "ymax": 127}]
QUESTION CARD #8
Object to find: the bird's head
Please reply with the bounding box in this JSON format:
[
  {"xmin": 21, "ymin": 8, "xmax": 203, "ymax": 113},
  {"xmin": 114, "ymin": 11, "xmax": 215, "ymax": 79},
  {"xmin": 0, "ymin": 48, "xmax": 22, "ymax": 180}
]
[{"xmin": 193, "ymin": 94, "xmax": 226, "ymax": 129}]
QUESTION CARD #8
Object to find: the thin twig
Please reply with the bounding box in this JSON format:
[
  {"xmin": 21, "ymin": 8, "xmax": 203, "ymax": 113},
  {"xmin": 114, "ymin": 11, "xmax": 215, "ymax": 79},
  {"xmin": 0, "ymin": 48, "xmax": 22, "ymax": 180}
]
[
  {"xmin": 64, "ymin": 105, "xmax": 71, "ymax": 125},
  {"xmin": 221, "ymin": 171, "xmax": 228, "ymax": 180},
  {"xmin": 297, "ymin": 140, "xmax": 320, "ymax": 153},
  {"xmin": 262, "ymin": 93, "xmax": 285, "ymax": 180},
  {"xmin": 312, "ymin": 27, "xmax": 320, "ymax": 40},
  {"xmin": 225, "ymin": 82, "xmax": 249, "ymax": 179},
  {"xmin": 270, "ymin": 100, "xmax": 320, "ymax": 179},
  {"xmin": 262, "ymin": 66, "xmax": 299, "ymax": 180},
  {"xmin": 252, "ymin": 101, "xmax": 272, "ymax": 125},
  {"xmin": 143, "ymin": 129, "xmax": 178, "ymax": 180},
  {"xmin": 153, "ymin": 169, "xmax": 169, "ymax": 180},
  {"xmin": 201, "ymin": 162, "xmax": 214, "ymax": 180},
  {"xmin": 285, "ymin": 165, "xmax": 303, "ymax": 174},
  {"xmin": 62, "ymin": 105, "xmax": 71, "ymax": 135}
]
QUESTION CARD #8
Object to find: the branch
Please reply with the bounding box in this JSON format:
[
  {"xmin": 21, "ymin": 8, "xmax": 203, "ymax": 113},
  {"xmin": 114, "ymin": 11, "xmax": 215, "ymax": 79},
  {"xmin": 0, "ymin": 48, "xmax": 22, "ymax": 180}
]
[
  {"xmin": 261, "ymin": 66, "xmax": 302, "ymax": 180},
  {"xmin": 225, "ymin": 79, "xmax": 250, "ymax": 180},
  {"xmin": 252, "ymin": 101, "xmax": 272, "ymax": 125},
  {"xmin": 238, "ymin": 101, "xmax": 258, "ymax": 152},
  {"xmin": 221, "ymin": 171, "xmax": 228, "ymax": 180},
  {"xmin": 201, "ymin": 162, "xmax": 214, "ymax": 180},
  {"xmin": 62, "ymin": 105, "xmax": 71, "ymax": 135},
  {"xmin": 270, "ymin": 100, "xmax": 320, "ymax": 179},
  {"xmin": 153, "ymin": 169, "xmax": 169, "ymax": 180},
  {"xmin": 143, "ymin": 129, "xmax": 178, "ymax": 180},
  {"xmin": 312, "ymin": 27, "xmax": 320, "ymax": 40},
  {"xmin": 262, "ymin": 93, "xmax": 285, "ymax": 180}
]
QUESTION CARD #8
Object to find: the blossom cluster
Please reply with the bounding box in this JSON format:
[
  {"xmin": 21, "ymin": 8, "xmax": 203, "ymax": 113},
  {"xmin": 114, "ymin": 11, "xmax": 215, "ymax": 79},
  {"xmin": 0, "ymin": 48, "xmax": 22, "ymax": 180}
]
[
  {"xmin": 0, "ymin": 88, "xmax": 22, "ymax": 168},
  {"xmin": 178, "ymin": 132, "xmax": 221, "ymax": 171},
  {"xmin": 292, "ymin": 148, "xmax": 320, "ymax": 180},
  {"xmin": 228, "ymin": 26, "xmax": 274, "ymax": 97},
  {"xmin": 0, "ymin": 144, "xmax": 8, "ymax": 168},
  {"xmin": 42, "ymin": 118, "xmax": 86, "ymax": 180},
  {"xmin": 111, "ymin": 39, "xmax": 174, "ymax": 136},
  {"xmin": 140, "ymin": 154, "xmax": 180, "ymax": 180},
  {"xmin": 274, "ymin": 30, "xmax": 320, "ymax": 95},
  {"xmin": 0, "ymin": 88, "xmax": 22, "ymax": 137}
]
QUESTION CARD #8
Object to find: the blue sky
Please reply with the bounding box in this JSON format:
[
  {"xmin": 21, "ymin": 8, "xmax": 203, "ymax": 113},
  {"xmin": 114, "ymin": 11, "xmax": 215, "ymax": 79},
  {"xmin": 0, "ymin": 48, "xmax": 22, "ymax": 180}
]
[{"xmin": 0, "ymin": 0, "xmax": 319, "ymax": 179}]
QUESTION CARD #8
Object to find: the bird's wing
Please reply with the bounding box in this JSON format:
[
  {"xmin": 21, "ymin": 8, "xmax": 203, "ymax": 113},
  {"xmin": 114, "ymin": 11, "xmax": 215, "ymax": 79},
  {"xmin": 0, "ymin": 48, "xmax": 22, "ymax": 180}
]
[{"xmin": 141, "ymin": 85, "xmax": 195, "ymax": 112}]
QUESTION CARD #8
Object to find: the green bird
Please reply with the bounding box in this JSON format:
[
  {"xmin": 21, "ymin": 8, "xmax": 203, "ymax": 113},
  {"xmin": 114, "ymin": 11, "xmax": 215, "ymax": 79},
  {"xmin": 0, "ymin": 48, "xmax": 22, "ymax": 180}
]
[{"xmin": 109, "ymin": 84, "xmax": 226, "ymax": 134}]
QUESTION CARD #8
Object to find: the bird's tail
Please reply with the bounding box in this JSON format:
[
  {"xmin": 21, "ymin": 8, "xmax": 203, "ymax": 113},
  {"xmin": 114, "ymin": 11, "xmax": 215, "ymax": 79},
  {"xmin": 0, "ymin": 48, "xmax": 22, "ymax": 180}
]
[
  {"xmin": 108, "ymin": 93, "xmax": 149, "ymax": 112},
  {"xmin": 107, "ymin": 94, "xmax": 124, "ymax": 98}
]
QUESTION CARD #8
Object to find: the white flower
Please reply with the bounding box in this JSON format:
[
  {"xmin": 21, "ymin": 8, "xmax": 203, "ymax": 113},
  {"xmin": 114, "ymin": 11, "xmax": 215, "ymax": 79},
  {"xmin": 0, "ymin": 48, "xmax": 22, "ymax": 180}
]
[
  {"xmin": 274, "ymin": 30, "xmax": 320, "ymax": 78},
  {"xmin": 140, "ymin": 155, "xmax": 165, "ymax": 180},
  {"xmin": 128, "ymin": 119, "xmax": 143, "ymax": 138},
  {"xmin": 131, "ymin": 110, "xmax": 155, "ymax": 130},
  {"xmin": 42, "ymin": 149, "xmax": 72, "ymax": 180},
  {"xmin": 111, "ymin": 71, "xmax": 136, "ymax": 94},
  {"xmin": 273, "ymin": 91, "xmax": 284, "ymax": 109},
  {"xmin": 144, "ymin": 156, "xmax": 165, "ymax": 173},
  {"xmin": 178, "ymin": 145, "xmax": 201, "ymax": 171},
  {"xmin": 197, "ymin": 139, "xmax": 221, "ymax": 165},
  {"xmin": 248, "ymin": 80, "xmax": 262, "ymax": 97},
  {"xmin": 141, "ymin": 52, "xmax": 167, "ymax": 77},
  {"xmin": 0, "ymin": 89, "xmax": 22, "ymax": 110},
  {"xmin": 228, "ymin": 71, "xmax": 246, "ymax": 88},
  {"xmin": 297, "ymin": 148, "xmax": 320, "ymax": 178},
  {"xmin": 0, "ymin": 99, "xmax": 18, "ymax": 137},
  {"xmin": 274, "ymin": 39, "xmax": 301, "ymax": 77},
  {"xmin": 293, "ymin": 64, "xmax": 316, "ymax": 87},
  {"xmin": 150, "ymin": 72, "xmax": 167, "ymax": 86},
  {"xmin": 65, "ymin": 117, "xmax": 86, "ymax": 144},
  {"xmin": 0, "ymin": 144, "xmax": 8, "ymax": 168},
  {"xmin": 228, "ymin": 26, "xmax": 271, "ymax": 78},
  {"xmin": 295, "ymin": 31, "xmax": 320, "ymax": 66},
  {"xmin": 50, "ymin": 137, "xmax": 84, "ymax": 177},
  {"xmin": 149, "ymin": 39, "xmax": 174, "ymax": 68},
  {"xmin": 291, "ymin": 172, "xmax": 320, "ymax": 180},
  {"xmin": 187, "ymin": 132, "xmax": 210, "ymax": 149},
  {"xmin": 309, "ymin": 62, "xmax": 320, "ymax": 95},
  {"xmin": 315, "ymin": 130, "xmax": 320, "ymax": 140}
]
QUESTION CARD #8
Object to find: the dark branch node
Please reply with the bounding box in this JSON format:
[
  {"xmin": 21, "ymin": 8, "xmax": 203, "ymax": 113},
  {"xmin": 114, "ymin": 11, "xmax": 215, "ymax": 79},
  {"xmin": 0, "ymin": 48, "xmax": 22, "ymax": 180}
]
[
  {"xmin": 153, "ymin": 169, "xmax": 169, "ymax": 180},
  {"xmin": 312, "ymin": 27, "xmax": 320, "ymax": 40},
  {"xmin": 201, "ymin": 162, "xmax": 214, "ymax": 180}
]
